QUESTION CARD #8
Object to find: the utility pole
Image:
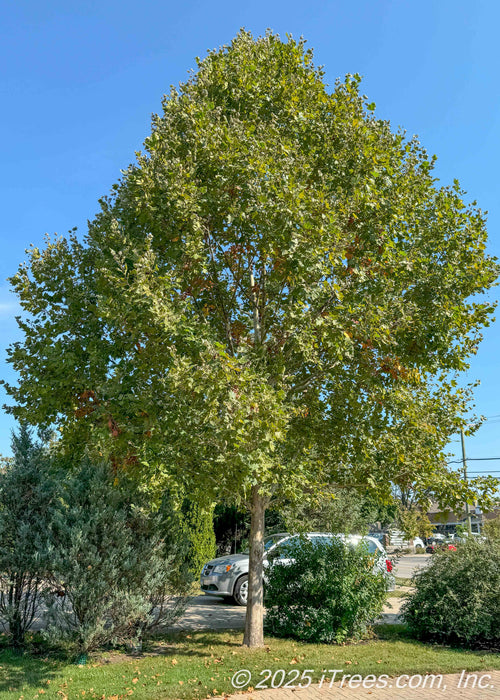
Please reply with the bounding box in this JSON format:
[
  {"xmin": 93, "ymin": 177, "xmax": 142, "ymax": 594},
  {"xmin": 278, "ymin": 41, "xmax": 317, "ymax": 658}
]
[{"xmin": 460, "ymin": 428, "xmax": 472, "ymax": 534}]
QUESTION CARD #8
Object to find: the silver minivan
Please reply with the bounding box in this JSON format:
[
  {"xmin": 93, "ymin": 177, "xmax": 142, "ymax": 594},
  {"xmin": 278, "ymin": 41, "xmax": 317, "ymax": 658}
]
[{"xmin": 200, "ymin": 532, "xmax": 395, "ymax": 605}]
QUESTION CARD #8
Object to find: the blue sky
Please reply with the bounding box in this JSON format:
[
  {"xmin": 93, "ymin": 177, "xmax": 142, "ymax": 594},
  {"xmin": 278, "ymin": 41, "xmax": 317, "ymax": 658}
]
[{"xmin": 1, "ymin": 0, "xmax": 499, "ymax": 478}]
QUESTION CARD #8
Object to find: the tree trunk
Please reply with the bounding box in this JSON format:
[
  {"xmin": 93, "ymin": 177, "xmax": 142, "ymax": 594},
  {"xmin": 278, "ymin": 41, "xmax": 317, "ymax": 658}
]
[{"xmin": 243, "ymin": 485, "xmax": 266, "ymax": 647}]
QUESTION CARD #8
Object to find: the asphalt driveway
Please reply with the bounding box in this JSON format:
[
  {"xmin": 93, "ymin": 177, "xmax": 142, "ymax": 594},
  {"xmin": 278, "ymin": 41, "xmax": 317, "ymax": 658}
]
[
  {"xmin": 175, "ymin": 554, "xmax": 431, "ymax": 631},
  {"xmin": 392, "ymin": 553, "xmax": 431, "ymax": 579}
]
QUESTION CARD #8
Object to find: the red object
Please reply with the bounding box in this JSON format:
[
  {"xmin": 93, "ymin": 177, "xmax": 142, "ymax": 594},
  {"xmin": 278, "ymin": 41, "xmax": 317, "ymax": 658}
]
[
  {"xmin": 385, "ymin": 559, "xmax": 393, "ymax": 572},
  {"xmin": 448, "ymin": 544, "xmax": 457, "ymax": 551}
]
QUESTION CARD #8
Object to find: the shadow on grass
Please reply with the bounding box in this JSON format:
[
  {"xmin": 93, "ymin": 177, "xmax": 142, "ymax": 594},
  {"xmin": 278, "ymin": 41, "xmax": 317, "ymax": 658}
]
[
  {"xmin": 92, "ymin": 629, "xmax": 245, "ymax": 666},
  {"xmin": 0, "ymin": 646, "xmax": 62, "ymax": 694}
]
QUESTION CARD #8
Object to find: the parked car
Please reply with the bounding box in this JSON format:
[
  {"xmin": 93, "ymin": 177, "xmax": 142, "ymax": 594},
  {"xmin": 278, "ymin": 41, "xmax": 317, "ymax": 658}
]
[
  {"xmin": 425, "ymin": 540, "xmax": 457, "ymax": 554},
  {"xmin": 200, "ymin": 532, "xmax": 395, "ymax": 606}
]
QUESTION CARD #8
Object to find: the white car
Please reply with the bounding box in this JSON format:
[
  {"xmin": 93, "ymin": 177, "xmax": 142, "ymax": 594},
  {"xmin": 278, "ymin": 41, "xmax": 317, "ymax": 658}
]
[{"xmin": 200, "ymin": 532, "xmax": 395, "ymax": 605}]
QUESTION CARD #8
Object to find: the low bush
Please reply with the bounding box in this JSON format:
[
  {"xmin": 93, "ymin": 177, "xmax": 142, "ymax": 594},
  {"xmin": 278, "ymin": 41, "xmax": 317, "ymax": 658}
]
[
  {"xmin": 402, "ymin": 538, "xmax": 500, "ymax": 647},
  {"xmin": 264, "ymin": 536, "xmax": 389, "ymax": 644}
]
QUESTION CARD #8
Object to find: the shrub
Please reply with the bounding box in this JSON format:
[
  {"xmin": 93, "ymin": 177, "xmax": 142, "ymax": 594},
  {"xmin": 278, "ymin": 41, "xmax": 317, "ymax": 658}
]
[
  {"xmin": 44, "ymin": 461, "xmax": 192, "ymax": 654},
  {"xmin": 0, "ymin": 425, "xmax": 56, "ymax": 646},
  {"xmin": 264, "ymin": 536, "xmax": 389, "ymax": 643},
  {"xmin": 402, "ymin": 538, "xmax": 500, "ymax": 647},
  {"xmin": 182, "ymin": 500, "xmax": 216, "ymax": 577}
]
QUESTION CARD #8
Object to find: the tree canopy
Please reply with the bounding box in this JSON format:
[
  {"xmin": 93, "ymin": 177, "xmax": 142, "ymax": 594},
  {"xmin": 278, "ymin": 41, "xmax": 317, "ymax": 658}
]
[{"xmin": 4, "ymin": 30, "xmax": 499, "ymax": 645}]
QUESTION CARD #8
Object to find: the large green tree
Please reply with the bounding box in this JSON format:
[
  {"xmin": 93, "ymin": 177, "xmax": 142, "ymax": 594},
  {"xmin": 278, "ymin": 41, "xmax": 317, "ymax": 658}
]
[{"xmin": 4, "ymin": 31, "xmax": 498, "ymax": 646}]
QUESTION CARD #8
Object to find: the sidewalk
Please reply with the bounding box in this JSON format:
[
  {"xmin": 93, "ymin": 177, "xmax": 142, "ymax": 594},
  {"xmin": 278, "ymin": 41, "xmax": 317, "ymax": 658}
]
[{"xmin": 225, "ymin": 670, "xmax": 500, "ymax": 699}]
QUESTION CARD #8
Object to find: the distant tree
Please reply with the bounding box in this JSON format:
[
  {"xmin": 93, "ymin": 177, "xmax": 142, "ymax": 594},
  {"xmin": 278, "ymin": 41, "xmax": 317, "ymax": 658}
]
[
  {"xmin": 279, "ymin": 486, "xmax": 396, "ymax": 535},
  {"xmin": 483, "ymin": 513, "xmax": 500, "ymax": 541},
  {"xmin": 396, "ymin": 504, "xmax": 434, "ymax": 540},
  {"xmin": 4, "ymin": 31, "xmax": 499, "ymax": 646},
  {"xmin": 182, "ymin": 500, "xmax": 216, "ymax": 577},
  {"xmin": 455, "ymin": 522, "xmax": 469, "ymax": 538}
]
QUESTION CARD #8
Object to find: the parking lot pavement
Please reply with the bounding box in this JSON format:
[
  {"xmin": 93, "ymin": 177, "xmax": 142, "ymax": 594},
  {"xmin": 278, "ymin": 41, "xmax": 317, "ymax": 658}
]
[
  {"xmin": 392, "ymin": 554, "xmax": 431, "ymax": 579},
  {"xmin": 175, "ymin": 594, "xmax": 405, "ymax": 631},
  {"xmin": 175, "ymin": 552, "xmax": 431, "ymax": 632},
  {"xmin": 175, "ymin": 594, "xmax": 247, "ymax": 631}
]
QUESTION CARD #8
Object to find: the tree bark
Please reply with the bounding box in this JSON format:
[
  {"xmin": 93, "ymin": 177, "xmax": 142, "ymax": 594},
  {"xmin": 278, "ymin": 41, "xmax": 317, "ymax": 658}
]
[{"xmin": 243, "ymin": 484, "xmax": 266, "ymax": 647}]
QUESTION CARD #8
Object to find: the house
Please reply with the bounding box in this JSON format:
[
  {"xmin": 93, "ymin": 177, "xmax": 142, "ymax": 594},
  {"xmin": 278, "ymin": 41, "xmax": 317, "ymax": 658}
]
[{"xmin": 426, "ymin": 501, "xmax": 500, "ymax": 535}]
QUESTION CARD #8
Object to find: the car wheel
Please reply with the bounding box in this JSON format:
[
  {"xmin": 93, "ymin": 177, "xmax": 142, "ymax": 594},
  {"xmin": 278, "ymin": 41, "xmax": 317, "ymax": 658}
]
[{"xmin": 233, "ymin": 575, "xmax": 248, "ymax": 606}]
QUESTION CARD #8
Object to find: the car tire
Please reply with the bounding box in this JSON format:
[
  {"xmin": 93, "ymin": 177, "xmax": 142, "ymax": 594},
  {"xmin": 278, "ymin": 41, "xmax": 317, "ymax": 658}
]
[{"xmin": 233, "ymin": 575, "xmax": 248, "ymax": 606}]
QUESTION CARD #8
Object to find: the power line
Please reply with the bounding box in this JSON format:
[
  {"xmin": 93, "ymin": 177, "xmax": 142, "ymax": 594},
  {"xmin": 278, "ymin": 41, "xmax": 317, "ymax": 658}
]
[
  {"xmin": 468, "ymin": 471, "xmax": 500, "ymax": 475},
  {"xmin": 447, "ymin": 457, "xmax": 500, "ymax": 464},
  {"xmin": 465, "ymin": 457, "xmax": 500, "ymax": 461}
]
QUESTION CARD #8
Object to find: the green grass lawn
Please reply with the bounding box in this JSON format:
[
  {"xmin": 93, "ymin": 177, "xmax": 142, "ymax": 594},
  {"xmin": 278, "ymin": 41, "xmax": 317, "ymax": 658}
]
[
  {"xmin": 387, "ymin": 589, "xmax": 412, "ymax": 599},
  {"xmin": 0, "ymin": 627, "xmax": 499, "ymax": 700},
  {"xmin": 395, "ymin": 577, "xmax": 413, "ymax": 587}
]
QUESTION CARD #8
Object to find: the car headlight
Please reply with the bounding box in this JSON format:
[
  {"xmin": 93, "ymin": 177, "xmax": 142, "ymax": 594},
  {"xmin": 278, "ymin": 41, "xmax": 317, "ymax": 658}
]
[{"xmin": 213, "ymin": 563, "xmax": 234, "ymax": 574}]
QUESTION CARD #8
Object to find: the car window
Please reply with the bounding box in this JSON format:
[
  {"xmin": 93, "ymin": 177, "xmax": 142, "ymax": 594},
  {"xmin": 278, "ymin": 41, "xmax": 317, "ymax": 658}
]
[
  {"xmin": 264, "ymin": 534, "xmax": 287, "ymax": 550},
  {"xmin": 269, "ymin": 536, "xmax": 301, "ymax": 559},
  {"xmin": 308, "ymin": 535, "xmax": 334, "ymax": 547},
  {"xmin": 363, "ymin": 539, "xmax": 380, "ymax": 554}
]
